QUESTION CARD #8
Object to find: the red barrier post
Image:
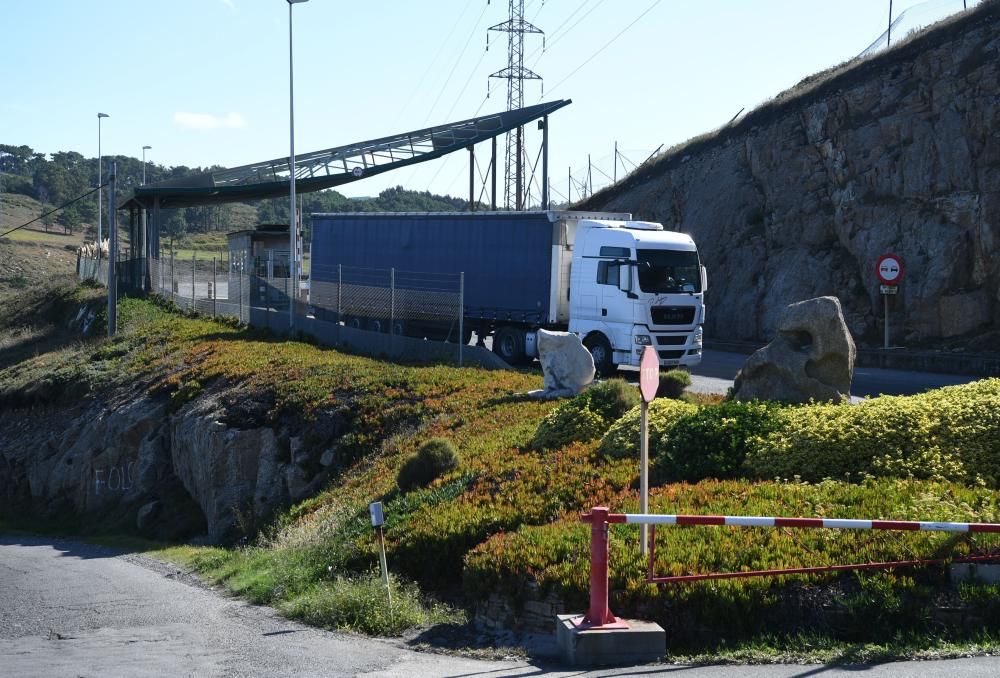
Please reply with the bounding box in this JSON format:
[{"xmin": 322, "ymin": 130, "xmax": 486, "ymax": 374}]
[{"xmin": 578, "ymin": 507, "xmax": 627, "ymax": 629}]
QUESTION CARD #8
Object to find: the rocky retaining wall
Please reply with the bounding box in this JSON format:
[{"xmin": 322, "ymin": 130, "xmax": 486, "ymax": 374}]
[
  {"xmin": 583, "ymin": 3, "xmax": 1000, "ymax": 348},
  {"xmin": 0, "ymin": 392, "xmax": 340, "ymax": 543}
]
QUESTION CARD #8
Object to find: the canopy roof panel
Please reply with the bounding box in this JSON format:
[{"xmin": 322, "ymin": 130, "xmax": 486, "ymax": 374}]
[{"xmin": 121, "ymin": 100, "xmax": 570, "ymax": 210}]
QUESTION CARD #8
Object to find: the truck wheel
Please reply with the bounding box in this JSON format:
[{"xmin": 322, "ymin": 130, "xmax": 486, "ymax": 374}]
[
  {"xmin": 493, "ymin": 326, "xmax": 526, "ymax": 365},
  {"xmin": 391, "ymin": 319, "xmax": 406, "ymax": 336},
  {"xmin": 368, "ymin": 318, "xmax": 389, "ymax": 333},
  {"xmin": 345, "ymin": 316, "xmax": 364, "ymax": 331},
  {"xmin": 584, "ymin": 333, "xmax": 616, "ymax": 378}
]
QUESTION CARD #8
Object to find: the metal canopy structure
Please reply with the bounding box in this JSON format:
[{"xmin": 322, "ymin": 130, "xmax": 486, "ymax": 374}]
[{"xmin": 120, "ymin": 99, "xmax": 571, "ymax": 210}]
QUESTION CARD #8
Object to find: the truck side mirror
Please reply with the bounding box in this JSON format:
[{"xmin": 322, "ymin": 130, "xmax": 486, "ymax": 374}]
[
  {"xmin": 700, "ymin": 265, "xmax": 708, "ymax": 293},
  {"xmin": 618, "ymin": 265, "xmax": 633, "ymax": 294}
]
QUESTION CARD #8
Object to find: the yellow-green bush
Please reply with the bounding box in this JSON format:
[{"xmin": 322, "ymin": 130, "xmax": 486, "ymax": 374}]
[
  {"xmin": 746, "ymin": 380, "xmax": 1000, "ymax": 487},
  {"xmin": 597, "ymin": 398, "xmax": 697, "ymax": 460},
  {"xmin": 530, "ymin": 379, "xmax": 640, "ymax": 450}
]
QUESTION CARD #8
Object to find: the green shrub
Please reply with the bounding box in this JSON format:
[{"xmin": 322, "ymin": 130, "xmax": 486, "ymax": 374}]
[
  {"xmin": 746, "ymin": 379, "xmax": 1000, "ymax": 487},
  {"xmin": 585, "ymin": 378, "xmax": 642, "ymax": 421},
  {"xmin": 653, "ymin": 400, "xmax": 787, "ymax": 483},
  {"xmin": 658, "ymin": 369, "xmax": 692, "ymax": 399},
  {"xmin": 397, "ymin": 438, "xmax": 460, "ymax": 491},
  {"xmin": 529, "ymin": 403, "xmax": 607, "ymax": 451},
  {"xmin": 530, "ymin": 379, "xmax": 640, "ymax": 450},
  {"xmin": 596, "ymin": 398, "xmax": 698, "ymax": 459}
]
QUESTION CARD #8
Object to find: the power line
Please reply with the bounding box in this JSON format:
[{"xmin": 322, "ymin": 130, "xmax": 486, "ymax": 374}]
[
  {"xmin": 0, "ymin": 183, "xmax": 105, "ymax": 239},
  {"xmin": 443, "ymin": 39, "xmax": 491, "ymax": 122},
  {"xmin": 544, "ymin": 0, "xmax": 663, "ymax": 99},
  {"xmin": 392, "ymin": 2, "xmax": 475, "ymax": 127},
  {"xmin": 527, "ymin": 0, "xmax": 605, "ymax": 64},
  {"xmin": 423, "ymin": 2, "xmax": 491, "ymax": 126}
]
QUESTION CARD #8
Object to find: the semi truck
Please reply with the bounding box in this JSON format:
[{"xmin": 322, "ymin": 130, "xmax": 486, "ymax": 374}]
[{"xmin": 309, "ymin": 211, "xmax": 705, "ymax": 375}]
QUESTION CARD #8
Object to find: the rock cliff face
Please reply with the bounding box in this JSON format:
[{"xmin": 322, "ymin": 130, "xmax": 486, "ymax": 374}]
[
  {"xmin": 582, "ymin": 3, "xmax": 999, "ymax": 346},
  {"xmin": 0, "ymin": 391, "xmax": 337, "ymax": 543}
]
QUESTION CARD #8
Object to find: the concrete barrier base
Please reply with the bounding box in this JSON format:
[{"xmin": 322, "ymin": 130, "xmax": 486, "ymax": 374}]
[{"xmin": 555, "ymin": 614, "xmax": 665, "ymax": 667}]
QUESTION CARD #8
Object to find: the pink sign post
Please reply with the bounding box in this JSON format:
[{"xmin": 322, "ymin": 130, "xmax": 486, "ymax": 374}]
[{"xmin": 638, "ymin": 346, "xmax": 659, "ymax": 555}]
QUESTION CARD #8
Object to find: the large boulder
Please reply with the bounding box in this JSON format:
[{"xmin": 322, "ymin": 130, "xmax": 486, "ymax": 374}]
[
  {"xmin": 535, "ymin": 329, "xmax": 595, "ymax": 398},
  {"xmin": 732, "ymin": 296, "xmax": 855, "ymax": 403}
]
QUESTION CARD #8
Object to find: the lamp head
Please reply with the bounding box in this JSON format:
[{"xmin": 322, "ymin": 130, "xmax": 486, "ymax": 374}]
[
  {"xmin": 97, "ymin": 112, "xmax": 109, "ymax": 118},
  {"xmin": 287, "ymin": 0, "xmax": 309, "ymax": 4},
  {"xmin": 143, "ymin": 145, "xmax": 152, "ymax": 150}
]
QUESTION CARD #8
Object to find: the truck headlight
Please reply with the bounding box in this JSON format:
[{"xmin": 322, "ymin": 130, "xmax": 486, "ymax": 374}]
[
  {"xmin": 694, "ymin": 326, "xmax": 703, "ymax": 343},
  {"xmin": 634, "ymin": 334, "xmax": 652, "ymax": 345}
]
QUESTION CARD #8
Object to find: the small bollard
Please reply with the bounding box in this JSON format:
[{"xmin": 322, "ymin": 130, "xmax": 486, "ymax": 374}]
[
  {"xmin": 370, "ymin": 501, "xmax": 392, "ymax": 609},
  {"xmin": 576, "ymin": 507, "xmax": 627, "ymax": 629}
]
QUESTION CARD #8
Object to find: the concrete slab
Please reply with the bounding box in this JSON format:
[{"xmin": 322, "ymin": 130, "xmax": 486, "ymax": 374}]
[
  {"xmin": 950, "ymin": 563, "xmax": 1000, "ymax": 585},
  {"xmin": 555, "ymin": 614, "xmax": 665, "ymax": 667}
]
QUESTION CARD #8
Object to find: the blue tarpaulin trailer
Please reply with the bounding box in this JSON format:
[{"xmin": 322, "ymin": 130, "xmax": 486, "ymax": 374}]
[{"xmin": 309, "ymin": 211, "xmax": 562, "ymax": 333}]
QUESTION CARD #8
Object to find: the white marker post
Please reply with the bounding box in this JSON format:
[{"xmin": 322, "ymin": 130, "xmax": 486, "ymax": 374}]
[
  {"xmin": 876, "ymin": 253, "xmax": 904, "ymax": 349},
  {"xmin": 638, "ymin": 346, "xmax": 659, "ymax": 555},
  {"xmin": 369, "ymin": 501, "xmax": 391, "ymax": 608}
]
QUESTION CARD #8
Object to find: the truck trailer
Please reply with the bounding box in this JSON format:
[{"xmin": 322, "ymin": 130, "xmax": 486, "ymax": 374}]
[{"xmin": 309, "ymin": 211, "xmax": 705, "ymax": 375}]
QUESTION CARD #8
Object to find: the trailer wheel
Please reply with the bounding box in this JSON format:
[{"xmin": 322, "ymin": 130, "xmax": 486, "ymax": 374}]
[
  {"xmin": 493, "ymin": 326, "xmax": 526, "ymax": 365},
  {"xmin": 391, "ymin": 319, "xmax": 406, "ymax": 336},
  {"xmin": 345, "ymin": 316, "xmax": 364, "ymax": 331},
  {"xmin": 368, "ymin": 317, "xmax": 389, "ymax": 333},
  {"xmin": 584, "ymin": 333, "xmax": 616, "ymax": 378}
]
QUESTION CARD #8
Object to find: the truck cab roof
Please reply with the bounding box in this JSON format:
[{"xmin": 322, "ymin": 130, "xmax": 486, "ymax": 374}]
[{"xmin": 577, "ymin": 219, "xmax": 697, "ymax": 253}]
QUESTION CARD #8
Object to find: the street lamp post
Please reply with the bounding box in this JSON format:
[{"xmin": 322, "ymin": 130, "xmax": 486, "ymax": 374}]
[
  {"xmin": 142, "ymin": 145, "xmax": 151, "ymax": 185},
  {"xmin": 288, "ymin": 0, "xmax": 308, "ymax": 330},
  {"xmin": 97, "ymin": 112, "xmax": 109, "ymax": 260},
  {"xmin": 142, "ymin": 145, "xmax": 152, "ymax": 288}
]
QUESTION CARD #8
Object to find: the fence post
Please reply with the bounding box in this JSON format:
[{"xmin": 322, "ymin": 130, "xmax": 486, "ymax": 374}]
[
  {"xmin": 337, "ymin": 263, "xmax": 342, "ymax": 321},
  {"xmin": 390, "ymin": 268, "xmax": 396, "ymax": 336},
  {"xmin": 191, "ymin": 253, "xmax": 196, "ymax": 309},
  {"xmin": 459, "ymin": 272, "xmax": 464, "ymax": 367},
  {"xmin": 170, "ymin": 250, "xmax": 175, "ymax": 301},
  {"xmin": 581, "ymin": 507, "xmax": 617, "ymax": 627},
  {"xmin": 213, "ymin": 256, "xmax": 217, "ymax": 317}
]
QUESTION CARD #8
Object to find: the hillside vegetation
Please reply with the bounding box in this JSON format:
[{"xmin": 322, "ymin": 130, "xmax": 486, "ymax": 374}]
[
  {"xmin": 2, "ymin": 143, "xmax": 473, "ymax": 246},
  {"xmin": 2, "ymin": 289, "xmax": 998, "ymax": 657}
]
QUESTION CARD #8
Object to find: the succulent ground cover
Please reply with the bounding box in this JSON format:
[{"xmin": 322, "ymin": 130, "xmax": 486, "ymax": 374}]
[{"xmin": 3, "ymin": 291, "xmax": 999, "ymax": 654}]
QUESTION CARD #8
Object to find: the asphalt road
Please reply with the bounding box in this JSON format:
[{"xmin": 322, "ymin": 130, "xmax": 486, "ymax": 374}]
[
  {"xmin": 2, "ymin": 535, "xmax": 999, "ymax": 677},
  {"xmin": 654, "ymin": 349, "xmax": 977, "ymax": 398}
]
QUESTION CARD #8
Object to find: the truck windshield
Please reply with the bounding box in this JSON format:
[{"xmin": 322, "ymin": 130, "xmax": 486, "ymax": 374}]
[{"xmin": 636, "ymin": 249, "xmax": 701, "ymax": 293}]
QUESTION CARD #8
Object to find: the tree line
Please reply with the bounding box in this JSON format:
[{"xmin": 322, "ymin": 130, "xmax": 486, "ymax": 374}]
[{"xmin": 0, "ymin": 143, "xmax": 472, "ymax": 239}]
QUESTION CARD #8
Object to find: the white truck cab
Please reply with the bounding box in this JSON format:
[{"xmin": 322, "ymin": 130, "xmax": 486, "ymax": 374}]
[{"xmin": 567, "ymin": 219, "xmax": 705, "ymax": 376}]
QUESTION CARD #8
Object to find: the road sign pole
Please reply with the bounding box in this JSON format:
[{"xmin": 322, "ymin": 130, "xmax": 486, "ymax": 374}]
[
  {"xmin": 884, "ymin": 292, "xmax": 890, "ymax": 349},
  {"xmin": 638, "ymin": 345, "xmax": 659, "ymax": 557},
  {"xmin": 640, "ymin": 398, "xmax": 649, "ymax": 556}
]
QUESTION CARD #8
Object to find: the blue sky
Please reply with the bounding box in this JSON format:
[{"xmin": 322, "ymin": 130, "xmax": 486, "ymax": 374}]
[{"xmin": 0, "ymin": 0, "xmax": 977, "ymax": 201}]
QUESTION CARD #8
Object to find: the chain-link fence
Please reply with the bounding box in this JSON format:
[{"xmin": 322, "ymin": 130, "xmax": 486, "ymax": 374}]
[
  {"xmin": 310, "ymin": 264, "xmax": 464, "ymax": 342},
  {"xmin": 79, "ymin": 250, "xmax": 481, "ymax": 366},
  {"xmin": 149, "ymin": 253, "xmax": 252, "ymax": 324}
]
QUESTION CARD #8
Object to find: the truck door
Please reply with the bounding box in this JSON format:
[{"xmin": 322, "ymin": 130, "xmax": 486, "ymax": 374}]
[{"xmin": 597, "ymin": 247, "xmax": 632, "ymax": 329}]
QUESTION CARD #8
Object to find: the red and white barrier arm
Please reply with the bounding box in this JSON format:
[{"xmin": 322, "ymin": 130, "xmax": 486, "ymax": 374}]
[{"xmin": 608, "ymin": 513, "xmax": 1000, "ymax": 533}]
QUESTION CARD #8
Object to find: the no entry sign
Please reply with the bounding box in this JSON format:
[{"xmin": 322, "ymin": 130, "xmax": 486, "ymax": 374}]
[
  {"xmin": 639, "ymin": 346, "xmax": 659, "ymax": 403},
  {"xmin": 876, "ymin": 253, "xmax": 904, "ymax": 285}
]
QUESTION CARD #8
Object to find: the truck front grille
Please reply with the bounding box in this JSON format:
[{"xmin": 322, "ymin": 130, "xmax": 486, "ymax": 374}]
[
  {"xmin": 655, "ymin": 335, "xmax": 687, "ymax": 346},
  {"xmin": 651, "ymin": 306, "xmax": 695, "ymax": 326},
  {"xmin": 657, "ymin": 350, "xmax": 685, "ymax": 360}
]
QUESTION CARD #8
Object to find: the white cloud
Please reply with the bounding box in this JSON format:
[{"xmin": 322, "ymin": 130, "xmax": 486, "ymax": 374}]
[{"xmin": 173, "ymin": 112, "xmax": 247, "ymax": 131}]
